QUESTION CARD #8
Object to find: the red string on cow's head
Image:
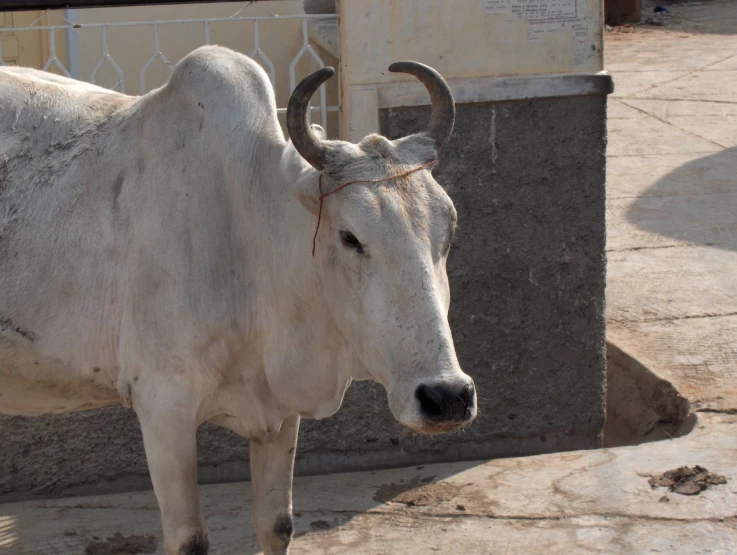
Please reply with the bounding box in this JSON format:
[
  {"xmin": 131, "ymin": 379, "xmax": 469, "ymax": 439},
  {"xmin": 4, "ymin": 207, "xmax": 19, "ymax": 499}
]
[{"xmin": 311, "ymin": 160, "xmax": 437, "ymax": 257}]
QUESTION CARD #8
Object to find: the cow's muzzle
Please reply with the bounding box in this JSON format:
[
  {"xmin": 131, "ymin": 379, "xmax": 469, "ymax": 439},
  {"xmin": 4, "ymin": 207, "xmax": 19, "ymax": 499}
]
[{"xmin": 415, "ymin": 380, "xmax": 476, "ymax": 429}]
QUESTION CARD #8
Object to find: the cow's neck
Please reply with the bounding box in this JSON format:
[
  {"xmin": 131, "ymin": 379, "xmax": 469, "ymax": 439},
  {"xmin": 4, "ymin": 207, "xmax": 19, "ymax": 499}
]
[{"xmin": 242, "ymin": 149, "xmax": 359, "ymax": 420}]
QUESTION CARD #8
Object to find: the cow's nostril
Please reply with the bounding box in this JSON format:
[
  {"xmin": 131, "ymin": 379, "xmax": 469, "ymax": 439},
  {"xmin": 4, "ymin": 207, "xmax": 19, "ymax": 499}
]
[
  {"xmin": 416, "ymin": 384, "xmax": 444, "ymax": 418},
  {"xmin": 459, "ymin": 383, "xmax": 475, "ymax": 410}
]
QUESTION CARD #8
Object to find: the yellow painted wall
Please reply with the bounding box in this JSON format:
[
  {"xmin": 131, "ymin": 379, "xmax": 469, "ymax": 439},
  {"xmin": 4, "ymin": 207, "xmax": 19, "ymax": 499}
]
[{"xmin": 0, "ymin": 11, "xmax": 67, "ymax": 70}]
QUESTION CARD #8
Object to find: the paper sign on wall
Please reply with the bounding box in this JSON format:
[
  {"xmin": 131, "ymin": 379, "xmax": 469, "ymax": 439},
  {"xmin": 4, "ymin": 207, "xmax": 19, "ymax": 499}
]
[{"xmin": 483, "ymin": 0, "xmax": 578, "ymax": 22}]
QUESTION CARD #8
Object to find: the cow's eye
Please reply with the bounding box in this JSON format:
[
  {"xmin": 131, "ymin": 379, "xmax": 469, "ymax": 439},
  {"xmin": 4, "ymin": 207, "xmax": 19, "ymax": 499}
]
[{"xmin": 340, "ymin": 230, "xmax": 364, "ymax": 254}]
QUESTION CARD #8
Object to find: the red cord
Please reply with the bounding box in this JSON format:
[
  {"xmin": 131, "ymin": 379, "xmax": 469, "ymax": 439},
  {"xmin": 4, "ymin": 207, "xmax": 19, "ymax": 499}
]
[{"xmin": 311, "ymin": 160, "xmax": 437, "ymax": 257}]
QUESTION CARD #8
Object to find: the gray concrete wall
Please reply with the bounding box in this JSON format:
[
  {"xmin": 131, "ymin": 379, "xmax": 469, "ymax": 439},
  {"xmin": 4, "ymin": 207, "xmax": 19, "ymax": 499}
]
[
  {"xmin": 380, "ymin": 95, "xmax": 609, "ymax": 454},
  {"xmin": 0, "ymin": 92, "xmax": 608, "ymax": 501}
]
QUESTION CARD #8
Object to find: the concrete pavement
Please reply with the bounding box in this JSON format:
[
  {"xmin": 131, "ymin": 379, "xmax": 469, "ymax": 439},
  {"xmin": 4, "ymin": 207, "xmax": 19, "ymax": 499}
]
[
  {"xmin": 2, "ymin": 2, "xmax": 737, "ymax": 553},
  {"xmin": 606, "ymin": 0, "xmax": 737, "ymax": 413},
  {"xmin": 1, "ymin": 413, "xmax": 735, "ymax": 554}
]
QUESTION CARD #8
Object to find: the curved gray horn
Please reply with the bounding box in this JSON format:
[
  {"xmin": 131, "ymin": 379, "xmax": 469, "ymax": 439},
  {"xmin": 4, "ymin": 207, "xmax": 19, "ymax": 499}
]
[
  {"xmin": 388, "ymin": 61, "xmax": 455, "ymax": 149},
  {"xmin": 286, "ymin": 66, "xmax": 335, "ymax": 171}
]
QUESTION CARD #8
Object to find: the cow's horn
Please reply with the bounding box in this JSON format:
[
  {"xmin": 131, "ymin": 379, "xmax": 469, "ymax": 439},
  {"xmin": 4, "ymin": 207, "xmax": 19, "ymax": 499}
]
[
  {"xmin": 287, "ymin": 66, "xmax": 335, "ymax": 171},
  {"xmin": 387, "ymin": 61, "xmax": 455, "ymax": 150}
]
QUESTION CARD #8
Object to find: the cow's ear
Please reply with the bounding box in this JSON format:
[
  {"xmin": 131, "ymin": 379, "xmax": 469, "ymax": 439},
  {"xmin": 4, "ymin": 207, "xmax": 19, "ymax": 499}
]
[
  {"xmin": 297, "ymin": 180, "xmax": 320, "ymax": 215},
  {"xmin": 281, "ymin": 131, "xmax": 322, "ymax": 215}
]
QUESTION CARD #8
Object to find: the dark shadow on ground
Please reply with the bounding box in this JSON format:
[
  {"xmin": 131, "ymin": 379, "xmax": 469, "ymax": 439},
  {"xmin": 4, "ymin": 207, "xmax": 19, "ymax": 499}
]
[
  {"xmin": 604, "ymin": 341, "xmax": 697, "ymax": 448},
  {"xmin": 626, "ymin": 147, "xmax": 737, "ymax": 252}
]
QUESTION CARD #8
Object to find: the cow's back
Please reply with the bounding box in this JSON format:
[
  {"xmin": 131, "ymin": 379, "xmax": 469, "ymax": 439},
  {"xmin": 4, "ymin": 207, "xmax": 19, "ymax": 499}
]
[{"xmin": 0, "ymin": 47, "xmax": 285, "ymax": 416}]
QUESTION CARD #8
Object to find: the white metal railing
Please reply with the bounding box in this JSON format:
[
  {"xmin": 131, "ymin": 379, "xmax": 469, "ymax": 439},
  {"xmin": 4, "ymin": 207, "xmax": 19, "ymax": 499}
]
[{"xmin": 0, "ymin": 4, "xmax": 337, "ymax": 129}]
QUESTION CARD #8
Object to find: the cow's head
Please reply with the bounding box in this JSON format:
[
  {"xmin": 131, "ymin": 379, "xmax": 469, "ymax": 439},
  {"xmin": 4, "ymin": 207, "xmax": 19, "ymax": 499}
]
[{"xmin": 285, "ymin": 62, "xmax": 476, "ymax": 435}]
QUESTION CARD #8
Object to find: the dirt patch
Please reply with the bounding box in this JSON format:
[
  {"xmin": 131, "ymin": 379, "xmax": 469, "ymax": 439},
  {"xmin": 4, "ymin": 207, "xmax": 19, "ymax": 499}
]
[
  {"xmin": 373, "ymin": 475, "xmax": 461, "ymax": 507},
  {"xmin": 85, "ymin": 533, "xmax": 157, "ymax": 555},
  {"xmin": 0, "ymin": 315, "xmax": 37, "ymax": 342},
  {"xmin": 647, "ymin": 466, "xmax": 728, "ymax": 495}
]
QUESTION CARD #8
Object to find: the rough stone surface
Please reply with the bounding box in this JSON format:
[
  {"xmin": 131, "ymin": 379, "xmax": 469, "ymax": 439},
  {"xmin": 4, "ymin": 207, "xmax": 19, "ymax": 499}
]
[
  {"xmin": 381, "ymin": 97, "xmax": 609, "ymax": 446},
  {"xmin": 0, "ymin": 97, "xmax": 609, "ymax": 499}
]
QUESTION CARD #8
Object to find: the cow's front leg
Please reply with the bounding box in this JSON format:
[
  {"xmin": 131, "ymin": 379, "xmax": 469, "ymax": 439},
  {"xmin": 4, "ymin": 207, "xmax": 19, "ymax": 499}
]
[
  {"xmin": 250, "ymin": 414, "xmax": 300, "ymax": 555},
  {"xmin": 136, "ymin": 398, "xmax": 208, "ymax": 555}
]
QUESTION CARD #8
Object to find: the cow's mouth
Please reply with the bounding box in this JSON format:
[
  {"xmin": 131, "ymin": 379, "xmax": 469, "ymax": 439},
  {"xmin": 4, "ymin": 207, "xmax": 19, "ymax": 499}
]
[{"xmin": 407, "ymin": 416, "xmax": 476, "ymax": 436}]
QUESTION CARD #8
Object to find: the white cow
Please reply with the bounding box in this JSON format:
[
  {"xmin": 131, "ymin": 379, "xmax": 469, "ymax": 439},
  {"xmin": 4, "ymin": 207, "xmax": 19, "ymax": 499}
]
[{"xmin": 0, "ymin": 46, "xmax": 476, "ymax": 554}]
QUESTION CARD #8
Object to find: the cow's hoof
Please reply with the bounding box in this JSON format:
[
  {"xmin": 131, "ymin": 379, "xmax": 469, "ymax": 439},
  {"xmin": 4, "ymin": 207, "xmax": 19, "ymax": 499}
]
[
  {"xmin": 180, "ymin": 530, "xmax": 210, "ymax": 555},
  {"xmin": 273, "ymin": 512, "xmax": 294, "ymax": 543},
  {"xmin": 260, "ymin": 512, "xmax": 293, "ymax": 554}
]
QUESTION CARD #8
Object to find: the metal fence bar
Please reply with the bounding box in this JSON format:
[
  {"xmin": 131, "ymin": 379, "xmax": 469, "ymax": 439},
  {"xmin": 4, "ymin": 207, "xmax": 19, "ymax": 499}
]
[
  {"xmin": 42, "ymin": 28, "xmax": 71, "ymax": 76},
  {"xmin": 249, "ymin": 19, "xmax": 275, "ymax": 87},
  {"xmin": 140, "ymin": 24, "xmax": 173, "ymax": 93},
  {"xmin": 91, "ymin": 26, "xmax": 125, "ymax": 91},
  {"xmin": 288, "ymin": 17, "xmax": 326, "ymax": 127}
]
